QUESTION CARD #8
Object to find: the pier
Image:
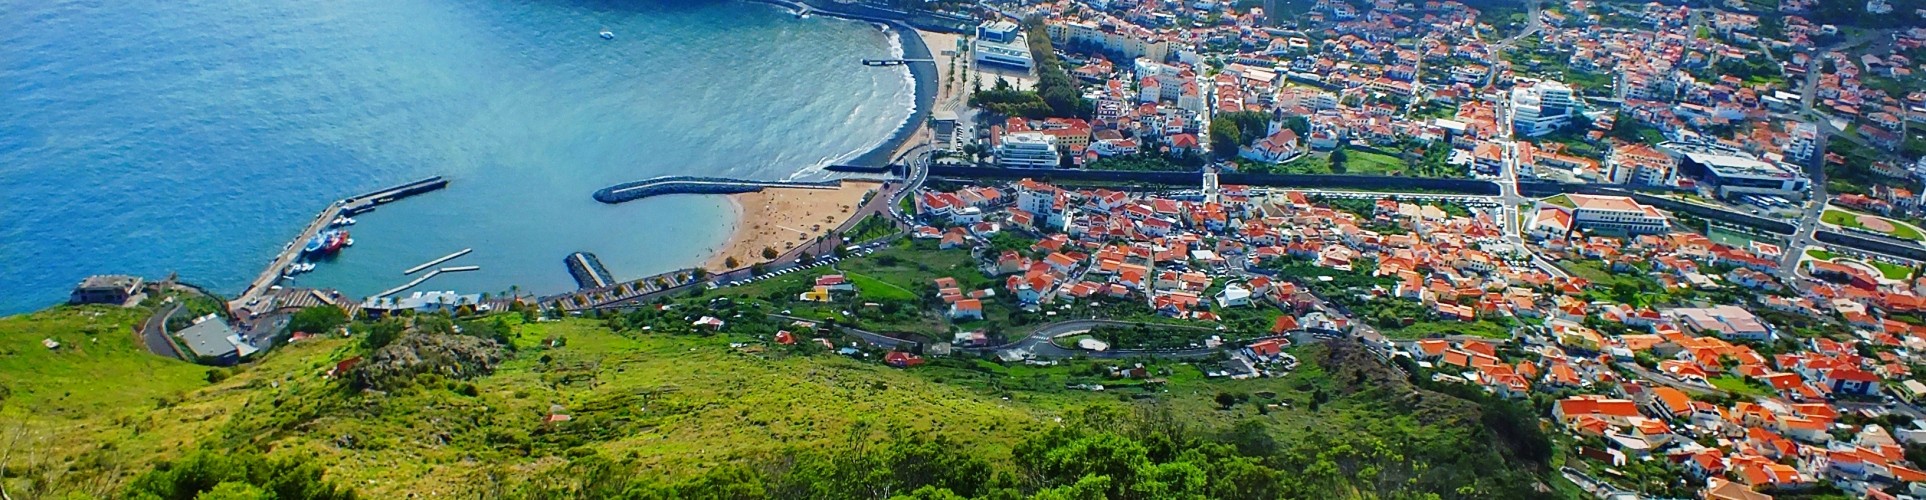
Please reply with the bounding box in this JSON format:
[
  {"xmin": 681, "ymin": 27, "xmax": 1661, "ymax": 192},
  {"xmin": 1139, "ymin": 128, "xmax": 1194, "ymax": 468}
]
[
  {"xmin": 228, "ymin": 176, "xmax": 449, "ymax": 318},
  {"xmin": 564, "ymin": 252, "xmax": 616, "ymax": 290},
  {"xmin": 375, "ymin": 265, "xmax": 479, "ymax": 299},
  {"xmin": 405, "ymin": 248, "xmax": 472, "ymax": 275},
  {"xmin": 592, "ymin": 176, "xmax": 841, "ymax": 204},
  {"xmin": 861, "ymin": 58, "xmax": 934, "ymax": 66}
]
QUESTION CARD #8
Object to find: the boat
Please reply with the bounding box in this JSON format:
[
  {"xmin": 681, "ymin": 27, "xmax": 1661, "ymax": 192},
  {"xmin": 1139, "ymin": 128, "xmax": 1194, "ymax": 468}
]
[
  {"xmin": 323, "ymin": 230, "xmax": 350, "ymax": 252},
  {"xmin": 600, "ymin": 29, "xmax": 615, "ymax": 40},
  {"xmin": 301, "ymin": 233, "xmax": 326, "ymax": 254},
  {"xmin": 344, "ymin": 238, "xmax": 355, "ymax": 247}
]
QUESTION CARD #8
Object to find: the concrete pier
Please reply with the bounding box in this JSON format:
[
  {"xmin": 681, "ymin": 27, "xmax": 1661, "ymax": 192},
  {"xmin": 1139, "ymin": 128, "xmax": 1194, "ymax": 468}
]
[
  {"xmin": 229, "ymin": 176, "xmax": 449, "ymax": 318},
  {"xmin": 564, "ymin": 252, "xmax": 615, "ymax": 290},
  {"xmin": 592, "ymin": 176, "xmax": 839, "ymax": 204},
  {"xmin": 405, "ymin": 248, "xmax": 472, "ymax": 275}
]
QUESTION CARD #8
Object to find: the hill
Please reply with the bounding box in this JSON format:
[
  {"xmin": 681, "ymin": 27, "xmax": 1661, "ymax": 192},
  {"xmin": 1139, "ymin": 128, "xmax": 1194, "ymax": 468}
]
[{"xmin": 0, "ymin": 305, "xmax": 1570, "ymax": 499}]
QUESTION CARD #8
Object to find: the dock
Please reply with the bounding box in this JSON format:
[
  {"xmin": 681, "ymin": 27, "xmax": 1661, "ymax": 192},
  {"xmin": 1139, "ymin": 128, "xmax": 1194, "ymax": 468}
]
[
  {"xmin": 565, "ymin": 252, "xmax": 616, "ymax": 290},
  {"xmin": 228, "ymin": 176, "xmax": 449, "ymax": 318},
  {"xmin": 375, "ymin": 265, "xmax": 479, "ymax": 298},
  {"xmin": 861, "ymin": 58, "xmax": 934, "ymax": 66},
  {"xmin": 405, "ymin": 248, "xmax": 472, "ymax": 275}
]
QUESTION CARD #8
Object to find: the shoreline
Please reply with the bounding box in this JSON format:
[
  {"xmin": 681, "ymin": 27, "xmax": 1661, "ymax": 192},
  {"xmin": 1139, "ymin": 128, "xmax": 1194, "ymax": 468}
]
[
  {"xmin": 703, "ymin": 181, "xmax": 883, "ymax": 271},
  {"xmin": 741, "ymin": 0, "xmax": 941, "ymax": 168}
]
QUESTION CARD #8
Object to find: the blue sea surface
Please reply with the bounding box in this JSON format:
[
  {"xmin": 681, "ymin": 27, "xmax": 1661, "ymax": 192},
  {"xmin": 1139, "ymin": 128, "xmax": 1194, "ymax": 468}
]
[{"xmin": 0, "ymin": 0, "xmax": 913, "ymax": 313}]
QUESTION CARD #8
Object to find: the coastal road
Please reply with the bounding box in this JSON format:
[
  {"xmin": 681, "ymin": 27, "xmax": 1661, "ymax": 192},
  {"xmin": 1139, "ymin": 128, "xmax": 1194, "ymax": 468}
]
[{"xmin": 137, "ymin": 303, "xmax": 186, "ymax": 360}]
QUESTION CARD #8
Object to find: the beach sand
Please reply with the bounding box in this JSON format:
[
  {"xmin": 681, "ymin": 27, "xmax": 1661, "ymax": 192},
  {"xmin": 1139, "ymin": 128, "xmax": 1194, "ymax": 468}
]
[{"xmin": 705, "ymin": 180, "xmax": 881, "ymax": 271}]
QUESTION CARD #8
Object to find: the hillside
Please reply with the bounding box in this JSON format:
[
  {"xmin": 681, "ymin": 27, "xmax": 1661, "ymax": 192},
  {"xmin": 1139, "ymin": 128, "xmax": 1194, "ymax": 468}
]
[{"xmin": 0, "ymin": 306, "xmax": 1569, "ymax": 499}]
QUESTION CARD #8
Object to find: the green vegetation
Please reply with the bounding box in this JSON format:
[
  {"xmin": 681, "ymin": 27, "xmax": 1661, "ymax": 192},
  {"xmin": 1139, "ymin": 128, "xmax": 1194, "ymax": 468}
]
[
  {"xmin": 287, "ymin": 305, "xmax": 348, "ymax": 335},
  {"xmin": 966, "ymin": 24, "xmax": 1089, "ymax": 119},
  {"xmin": 1543, "ymin": 194, "xmax": 1576, "ymax": 208},
  {"xmin": 1873, "ymin": 261, "xmax": 1915, "ymax": 281},
  {"xmin": 1086, "ymin": 151, "xmax": 1206, "ymax": 172},
  {"xmin": 1208, "ymin": 111, "xmax": 1303, "ymax": 160},
  {"xmin": 844, "ymin": 214, "xmax": 898, "ymax": 244},
  {"xmin": 845, "ymin": 272, "xmax": 918, "ymax": 301},
  {"xmin": 1804, "ymin": 248, "xmax": 1835, "ymax": 261},
  {"xmin": 1710, "ymin": 375, "xmax": 1773, "ymax": 399},
  {"xmin": 1084, "ymin": 324, "xmax": 1218, "ymax": 350},
  {"xmin": 1823, "ymin": 208, "xmax": 1925, "ymax": 241},
  {"xmin": 1266, "ymin": 260, "xmax": 1512, "ymax": 340},
  {"xmin": 3, "ymin": 301, "xmax": 1569, "ymax": 498}
]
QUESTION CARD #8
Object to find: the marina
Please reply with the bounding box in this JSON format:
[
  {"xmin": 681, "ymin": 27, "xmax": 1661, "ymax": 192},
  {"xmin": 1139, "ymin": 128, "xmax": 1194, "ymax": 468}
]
[
  {"xmin": 228, "ymin": 176, "xmax": 448, "ymax": 319},
  {"xmin": 404, "ymin": 248, "xmax": 473, "ymax": 275},
  {"xmin": 375, "ymin": 265, "xmax": 480, "ymax": 299}
]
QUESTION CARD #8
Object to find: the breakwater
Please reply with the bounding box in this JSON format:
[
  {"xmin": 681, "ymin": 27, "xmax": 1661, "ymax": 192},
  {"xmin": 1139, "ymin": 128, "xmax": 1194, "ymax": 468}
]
[
  {"xmin": 592, "ymin": 176, "xmax": 842, "ymax": 204},
  {"xmin": 565, "ymin": 252, "xmax": 616, "ymax": 289}
]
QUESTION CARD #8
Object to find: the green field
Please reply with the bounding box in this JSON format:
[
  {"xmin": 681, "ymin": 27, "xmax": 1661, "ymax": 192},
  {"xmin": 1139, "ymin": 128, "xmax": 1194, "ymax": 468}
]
[
  {"xmin": 1824, "ymin": 208, "xmax": 1925, "ymax": 241},
  {"xmin": 1345, "ymin": 149, "xmax": 1411, "ymax": 175},
  {"xmin": 1872, "ymin": 260, "xmax": 1916, "ymax": 281},
  {"xmin": 1805, "ymin": 248, "xmax": 1835, "ymax": 261},
  {"xmin": 845, "ymin": 271, "xmax": 917, "ymax": 301},
  {"xmin": 1710, "ymin": 375, "xmax": 1773, "ymax": 399}
]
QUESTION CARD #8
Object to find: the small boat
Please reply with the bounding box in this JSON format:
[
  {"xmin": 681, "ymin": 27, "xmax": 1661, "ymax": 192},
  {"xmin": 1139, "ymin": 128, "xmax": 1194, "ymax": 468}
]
[
  {"xmin": 323, "ymin": 230, "xmax": 350, "ymax": 252},
  {"xmin": 600, "ymin": 29, "xmax": 615, "ymax": 40},
  {"xmin": 344, "ymin": 238, "xmax": 355, "ymax": 247},
  {"xmin": 302, "ymin": 233, "xmax": 326, "ymax": 254}
]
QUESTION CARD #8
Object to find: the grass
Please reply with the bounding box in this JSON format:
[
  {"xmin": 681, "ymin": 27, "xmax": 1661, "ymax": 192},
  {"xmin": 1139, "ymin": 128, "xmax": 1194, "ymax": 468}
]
[
  {"xmin": 845, "ymin": 271, "xmax": 917, "ymax": 301},
  {"xmin": 1872, "ymin": 261, "xmax": 1915, "ymax": 281},
  {"xmin": 1543, "ymin": 194, "xmax": 1576, "ymax": 208},
  {"xmin": 1344, "ymin": 150, "xmax": 1410, "ymax": 175},
  {"xmin": 1381, "ymin": 320, "xmax": 1513, "ymax": 340},
  {"xmin": 1823, "ymin": 208, "xmax": 1925, "ymax": 241},
  {"xmin": 1710, "ymin": 375, "xmax": 1772, "ymax": 399},
  {"xmin": 0, "ymin": 306, "xmax": 207, "ymax": 416},
  {"xmin": 1804, "ymin": 248, "xmax": 1835, "ymax": 261}
]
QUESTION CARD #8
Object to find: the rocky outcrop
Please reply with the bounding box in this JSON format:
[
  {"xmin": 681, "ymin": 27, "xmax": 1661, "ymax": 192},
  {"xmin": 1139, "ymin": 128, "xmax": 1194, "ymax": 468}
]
[{"xmin": 348, "ymin": 333, "xmax": 505, "ymax": 390}]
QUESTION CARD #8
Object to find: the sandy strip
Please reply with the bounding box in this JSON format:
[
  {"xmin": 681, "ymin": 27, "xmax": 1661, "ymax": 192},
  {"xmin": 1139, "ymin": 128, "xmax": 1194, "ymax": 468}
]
[{"xmin": 704, "ymin": 180, "xmax": 880, "ymax": 271}]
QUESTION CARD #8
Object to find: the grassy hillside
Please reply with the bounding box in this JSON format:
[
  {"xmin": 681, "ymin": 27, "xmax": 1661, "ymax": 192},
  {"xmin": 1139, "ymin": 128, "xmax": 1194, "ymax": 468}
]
[{"xmin": 2, "ymin": 303, "xmax": 1568, "ymax": 499}]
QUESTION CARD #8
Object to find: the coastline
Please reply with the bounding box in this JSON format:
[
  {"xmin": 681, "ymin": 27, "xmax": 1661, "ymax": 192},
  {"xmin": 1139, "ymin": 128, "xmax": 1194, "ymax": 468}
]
[
  {"xmin": 741, "ymin": 0, "xmax": 940, "ymax": 167},
  {"xmin": 704, "ymin": 181, "xmax": 882, "ymax": 271}
]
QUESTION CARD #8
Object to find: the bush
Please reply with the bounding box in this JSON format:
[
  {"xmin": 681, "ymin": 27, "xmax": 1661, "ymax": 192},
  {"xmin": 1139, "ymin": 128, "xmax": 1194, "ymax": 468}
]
[{"xmin": 123, "ymin": 449, "xmax": 355, "ymax": 500}]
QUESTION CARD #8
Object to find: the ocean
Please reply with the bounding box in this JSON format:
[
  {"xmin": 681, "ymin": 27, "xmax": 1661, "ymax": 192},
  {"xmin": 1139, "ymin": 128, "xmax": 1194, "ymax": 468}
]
[{"xmin": 0, "ymin": 0, "xmax": 915, "ymax": 313}]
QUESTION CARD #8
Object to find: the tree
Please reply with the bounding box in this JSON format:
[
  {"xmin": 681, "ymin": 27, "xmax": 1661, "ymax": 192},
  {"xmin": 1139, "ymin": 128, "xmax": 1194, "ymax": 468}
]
[
  {"xmin": 761, "ymin": 247, "xmax": 779, "ymax": 260},
  {"xmin": 724, "ymin": 256, "xmax": 740, "ymax": 269},
  {"xmin": 1214, "ymin": 391, "xmax": 1238, "ymax": 409},
  {"xmin": 1329, "ymin": 145, "xmax": 1349, "ymax": 174},
  {"xmin": 1209, "ymin": 119, "xmax": 1243, "ymax": 159},
  {"xmin": 286, "ymin": 306, "xmax": 347, "ymax": 335}
]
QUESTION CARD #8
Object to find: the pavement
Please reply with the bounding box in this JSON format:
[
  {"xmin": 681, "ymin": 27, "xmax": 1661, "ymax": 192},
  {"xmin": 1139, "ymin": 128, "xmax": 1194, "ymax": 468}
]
[{"xmin": 137, "ymin": 303, "xmax": 186, "ymax": 361}]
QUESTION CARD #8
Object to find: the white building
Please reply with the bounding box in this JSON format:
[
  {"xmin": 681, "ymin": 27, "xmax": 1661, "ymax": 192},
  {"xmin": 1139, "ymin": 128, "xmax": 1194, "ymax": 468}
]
[
  {"xmin": 974, "ymin": 36, "xmax": 1034, "ymax": 71},
  {"xmin": 1534, "ymin": 194, "xmax": 1671, "ymax": 235},
  {"xmin": 1510, "ymin": 81, "xmax": 1579, "ymax": 137},
  {"xmin": 1046, "ymin": 20, "xmax": 1174, "ymax": 63},
  {"xmin": 997, "ymin": 132, "xmax": 1061, "ymax": 168}
]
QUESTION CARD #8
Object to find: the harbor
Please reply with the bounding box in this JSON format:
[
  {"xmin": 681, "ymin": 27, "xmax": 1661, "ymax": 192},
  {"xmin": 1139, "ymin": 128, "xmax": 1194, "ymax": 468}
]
[
  {"xmin": 228, "ymin": 176, "xmax": 448, "ymax": 319},
  {"xmin": 375, "ymin": 265, "xmax": 480, "ymax": 299}
]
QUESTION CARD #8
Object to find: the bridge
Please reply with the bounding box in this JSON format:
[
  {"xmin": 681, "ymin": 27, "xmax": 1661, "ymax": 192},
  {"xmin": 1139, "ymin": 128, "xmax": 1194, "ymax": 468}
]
[
  {"xmin": 592, "ymin": 176, "xmax": 841, "ymax": 204},
  {"xmin": 861, "ymin": 58, "xmax": 935, "ymax": 67}
]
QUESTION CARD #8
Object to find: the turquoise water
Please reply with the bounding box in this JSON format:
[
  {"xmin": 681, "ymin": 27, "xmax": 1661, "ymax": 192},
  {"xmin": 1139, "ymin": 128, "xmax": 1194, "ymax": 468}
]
[{"xmin": 0, "ymin": 0, "xmax": 914, "ymax": 313}]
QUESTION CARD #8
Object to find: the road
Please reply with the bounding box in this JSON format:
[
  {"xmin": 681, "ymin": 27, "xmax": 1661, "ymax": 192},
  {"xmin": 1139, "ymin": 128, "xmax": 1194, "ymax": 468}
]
[
  {"xmin": 137, "ymin": 303, "xmax": 186, "ymax": 360},
  {"xmin": 1481, "ymin": 0, "xmax": 1543, "ymax": 89}
]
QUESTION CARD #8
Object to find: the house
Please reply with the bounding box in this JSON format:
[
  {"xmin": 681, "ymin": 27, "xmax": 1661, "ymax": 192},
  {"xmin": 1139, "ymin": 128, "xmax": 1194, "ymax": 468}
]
[
  {"xmin": 1554, "ymin": 396, "xmax": 1642, "ymax": 427},
  {"xmin": 175, "ymin": 314, "xmax": 256, "ymax": 365},
  {"xmin": 950, "ymin": 299, "xmax": 984, "ymax": 320},
  {"xmin": 1216, "ymin": 283, "xmax": 1253, "ymax": 307},
  {"xmin": 70, "ymin": 275, "xmax": 142, "ymax": 306},
  {"xmin": 1239, "ymin": 127, "xmax": 1301, "ymax": 163},
  {"xmin": 884, "ymin": 351, "xmax": 926, "ymax": 368}
]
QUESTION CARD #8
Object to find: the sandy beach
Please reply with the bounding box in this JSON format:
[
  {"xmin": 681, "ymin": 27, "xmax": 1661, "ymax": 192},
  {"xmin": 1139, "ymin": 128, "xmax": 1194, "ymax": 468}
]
[{"xmin": 705, "ymin": 180, "xmax": 881, "ymax": 271}]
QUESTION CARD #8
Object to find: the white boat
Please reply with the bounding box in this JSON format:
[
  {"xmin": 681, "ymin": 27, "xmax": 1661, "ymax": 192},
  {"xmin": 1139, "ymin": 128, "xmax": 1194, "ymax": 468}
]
[
  {"xmin": 344, "ymin": 238, "xmax": 355, "ymax": 247},
  {"xmin": 599, "ymin": 29, "xmax": 615, "ymax": 40}
]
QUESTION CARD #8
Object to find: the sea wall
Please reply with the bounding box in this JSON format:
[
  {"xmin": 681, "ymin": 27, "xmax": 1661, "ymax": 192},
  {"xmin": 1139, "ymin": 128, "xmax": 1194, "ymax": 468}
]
[{"xmin": 593, "ymin": 176, "xmax": 841, "ymax": 204}]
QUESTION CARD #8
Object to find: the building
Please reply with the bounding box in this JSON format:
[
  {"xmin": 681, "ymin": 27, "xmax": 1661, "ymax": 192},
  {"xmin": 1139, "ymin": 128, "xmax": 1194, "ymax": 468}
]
[
  {"xmin": 1608, "ymin": 143, "xmax": 1676, "ymax": 186},
  {"xmin": 1667, "ymin": 304, "xmax": 1773, "ymax": 341},
  {"xmin": 1535, "ymin": 194, "xmax": 1671, "ymax": 235},
  {"xmin": 974, "ymin": 36, "xmax": 1035, "ymax": 71},
  {"xmin": 1666, "ymin": 143, "xmax": 1810, "ymax": 199},
  {"xmin": 977, "ymin": 20, "xmax": 1020, "ymax": 44},
  {"xmin": 1046, "ymin": 19, "xmax": 1174, "ymax": 63},
  {"xmin": 360, "ymin": 290, "xmax": 489, "ymax": 318},
  {"xmin": 997, "ymin": 132, "xmax": 1062, "ymax": 168},
  {"xmin": 175, "ymin": 314, "xmax": 257, "ymax": 365},
  {"xmin": 70, "ymin": 275, "xmax": 142, "ymax": 305},
  {"xmin": 1510, "ymin": 81, "xmax": 1580, "ymax": 137}
]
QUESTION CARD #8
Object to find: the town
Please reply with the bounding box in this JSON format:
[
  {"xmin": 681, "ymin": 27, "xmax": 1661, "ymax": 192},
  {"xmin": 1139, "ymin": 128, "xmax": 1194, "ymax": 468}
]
[{"xmin": 35, "ymin": 0, "xmax": 1926, "ymax": 498}]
